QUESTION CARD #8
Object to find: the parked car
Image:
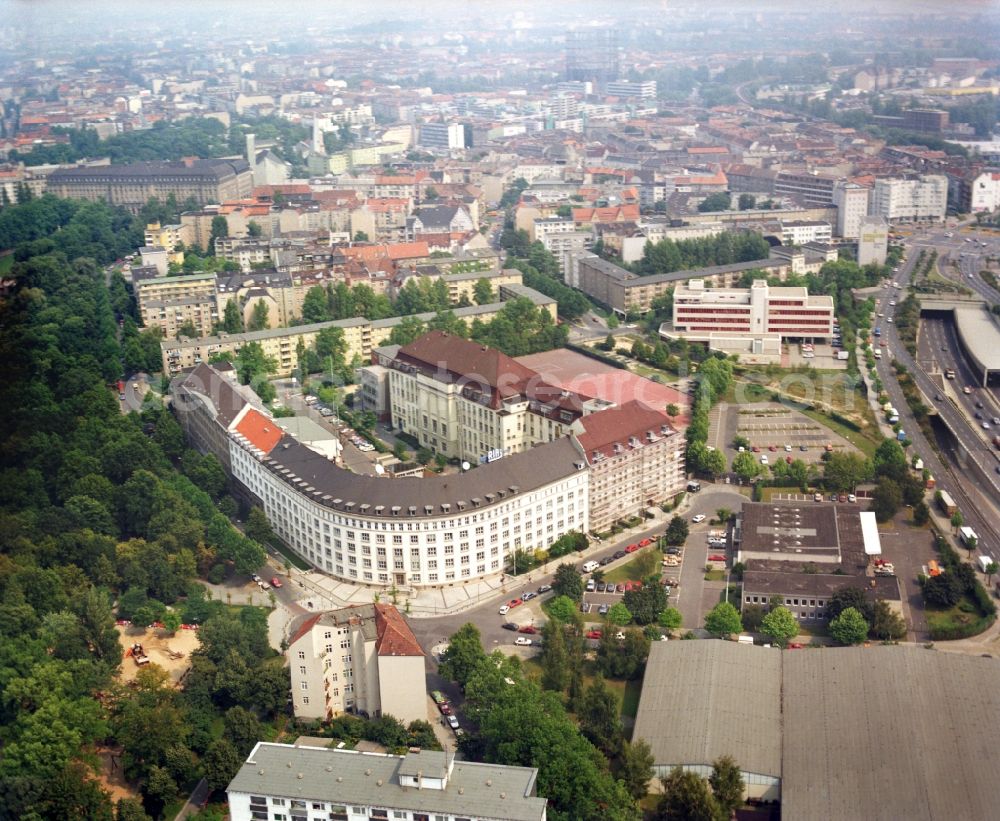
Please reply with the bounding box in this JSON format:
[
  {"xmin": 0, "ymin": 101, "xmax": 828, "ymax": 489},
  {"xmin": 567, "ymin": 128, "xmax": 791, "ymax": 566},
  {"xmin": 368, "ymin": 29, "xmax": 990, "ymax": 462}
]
[
  {"xmin": 613, "ymin": 550, "xmax": 627, "ymax": 560},
  {"xmin": 800, "ymin": 444, "xmax": 809, "ymax": 451},
  {"xmin": 708, "ymin": 554, "xmax": 726, "ymax": 562},
  {"xmin": 838, "ymin": 494, "xmax": 847, "ymax": 503},
  {"xmin": 814, "ymin": 492, "xmax": 823, "ymax": 501},
  {"xmin": 431, "ymin": 690, "xmax": 449, "ymax": 705},
  {"xmin": 848, "ymin": 494, "xmax": 857, "ymax": 503},
  {"xmin": 507, "ymin": 598, "xmax": 522, "ymax": 609},
  {"xmin": 581, "ymin": 602, "xmax": 592, "ymax": 613},
  {"xmin": 768, "ymin": 444, "xmax": 777, "ymax": 452},
  {"xmin": 270, "ymin": 577, "xmax": 282, "ymax": 588},
  {"xmin": 585, "ymin": 630, "xmax": 603, "ymax": 639},
  {"xmin": 639, "ymin": 537, "xmax": 653, "ymax": 547},
  {"xmin": 521, "ymin": 591, "xmax": 536, "ymax": 601},
  {"xmin": 596, "ymin": 582, "xmax": 607, "ymax": 593},
  {"xmin": 665, "ymin": 547, "xmax": 682, "ymax": 555},
  {"xmin": 439, "ymin": 702, "xmax": 452, "ymax": 715},
  {"xmin": 625, "ymin": 543, "xmax": 639, "ymax": 553},
  {"xmin": 498, "ymin": 605, "xmax": 510, "ymax": 615},
  {"xmin": 784, "ymin": 444, "xmax": 792, "ymax": 452},
  {"xmin": 692, "ymin": 514, "xmax": 706, "ymax": 523},
  {"xmin": 537, "ymin": 584, "xmax": 552, "ymax": 594},
  {"xmin": 518, "ymin": 625, "xmax": 538, "ymax": 634},
  {"xmin": 501, "ymin": 622, "xmax": 518, "ymax": 631},
  {"xmin": 446, "ymin": 715, "xmax": 460, "ymax": 730},
  {"xmin": 586, "ymin": 579, "xmax": 596, "ymax": 592},
  {"xmin": 250, "ymin": 574, "xmax": 261, "ymax": 582},
  {"xmin": 599, "ymin": 556, "xmax": 613, "ymax": 566},
  {"xmin": 514, "ymin": 636, "xmax": 533, "ymax": 646},
  {"xmin": 615, "ymin": 583, "xmax": 626, "ymax": 593}
]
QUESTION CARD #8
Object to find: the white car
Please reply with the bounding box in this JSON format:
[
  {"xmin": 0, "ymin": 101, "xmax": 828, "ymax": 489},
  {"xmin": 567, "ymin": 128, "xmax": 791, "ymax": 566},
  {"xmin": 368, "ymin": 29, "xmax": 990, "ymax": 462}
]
[
  {"xmin": 760, "ymin": 454, "xmax": 769, "ymax": 465},
  {"xmin": 498, "ymin": 604, "xmax": 510, "ymax": 615},
  {"xmin": 514, "ymin": 636, "xmax": 533, "ymax": 646},
  {"xmin": 692, "ymin": 514, "xmax": 706, "ymax": 523},
  {"xmin": 784, "ymin": 444, "xmax": 792, "ymax": 452}
]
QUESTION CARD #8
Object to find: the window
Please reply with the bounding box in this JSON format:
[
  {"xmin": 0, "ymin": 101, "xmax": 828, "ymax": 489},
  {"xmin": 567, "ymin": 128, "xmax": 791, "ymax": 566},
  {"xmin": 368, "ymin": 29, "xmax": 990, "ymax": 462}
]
[
  {"xmin": 299, "ymin": 665, "xmax": 306, "ymax": 675},
  {"xmin": 297, "ymin": 651, "xmax": 305, "ymax": 660},
  {"xmin": 300, "ymin": 681, "xmax": 308, "ymax": 690},
  {"xmin": 250, "ymin": 796, "xmax": 267, "ymax": 806},
  {"xmin": 271, "ymin": 798, "xmax": 286, "ymax": 806}
]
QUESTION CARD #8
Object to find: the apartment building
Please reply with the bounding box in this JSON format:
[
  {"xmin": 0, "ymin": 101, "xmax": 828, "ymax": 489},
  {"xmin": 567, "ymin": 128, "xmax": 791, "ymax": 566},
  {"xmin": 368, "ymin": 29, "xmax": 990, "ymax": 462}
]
[
  {"xmin": 673, "ymin": 279, "xmax": 834, "ymax": 340},
  {"xmin": 173, "ymin": 364, "xmax": 591, "ymax": 587},
  {"xmin": 779, "ymin": 220, "xmax": 832, "ymax": 246},
  {"xmin": 136, "ymin": 272, "xmax": 218, "ymax": 337},
  {"xmin": 832, "ymin": 181, "xmax": 870, "ymax": 239},
  {"xmin": 287, "ymin": 603, "xmax": 424, "ymax": 723},
  {"xmin": 419, "ymin": 122, "xmax": 472, "ymax": 151},
  {"xmin": 47, "ymin": 158, "xmax": 252, "ymax": 212},
  {"xmin": 227, "ymin": 745, "xmax": 547, "ymax": 821},
  {"xmin": 773, "ymin": 170, "xmax": 838, "ymax": 208},
  {"xmin": 159, "ymin": 287, "xmax": 557, "ymax": 376},
  {"xmin": 384, "ymin": 331, "xmax": 612, "ymax": 464},
  {"xmin": 570, "ymin": 401, "xmax": 685, "ymax": 532},
  {"xmin": 870, "ymin": 174, "xmax": 948, "ymax": 223},
  {"xmin": 605, "ymin": 80, "xmax": 657, "ymax": 99},
  {"xmin": 857, "ymin": 216, "xmax": 889, "ymax": 266}
]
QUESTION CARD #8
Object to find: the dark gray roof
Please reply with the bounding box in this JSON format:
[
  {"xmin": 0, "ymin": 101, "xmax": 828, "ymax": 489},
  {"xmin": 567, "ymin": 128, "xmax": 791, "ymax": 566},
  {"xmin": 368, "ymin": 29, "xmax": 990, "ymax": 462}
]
[
  {"xmin": 172, "ymin": 363, "xmax": 260, "ymax": 427},
  {"xmin": 635, "ymin": 641, "xmax": 782, "ymax": 777},
  {"xmin": 49, "ymin": 158, "xmax": 250, "ymax": 180},
  {"xmin": 228, "ymin": 743, "xmax": 546, "ymax": 821},
  {"xmin": 742, "ymin": 570, "xmax": 900, "ymax": 602},
  {"xmin": 259, "ymin": 433, "xmax": 586, "ymax": 518}
]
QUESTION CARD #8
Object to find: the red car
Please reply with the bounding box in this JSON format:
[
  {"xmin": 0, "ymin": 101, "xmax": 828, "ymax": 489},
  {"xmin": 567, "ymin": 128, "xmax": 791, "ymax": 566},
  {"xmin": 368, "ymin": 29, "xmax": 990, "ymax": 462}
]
[
  {"xmin": 507, "ymin": 598, "xmax": 523, "ymax": 609},
  {"xmin": 752, "ymin": 445, "xmax": 760, "ymax": 452},
  {"xmin": 271, "ymin": 577, "xmax": 283, "ymax": 588},
  {"xmin": 518, "ymin": 625, "xmax": 538, "ymax": 634},
  {"xmin": 638, "ymin": 537, "xmax": 652, "ymax": 547},
  {"xmin": 439, "ymin": 702, "xmax": 452, "ymax": 715},
  {"xmin": 768, "ymin": 444, "xmax": 777, "ymax": 452},
  {"xmin": 616, "ymin": 583, "xmax": 626, "ymax": 593},
  {"xmin": 625, "ymin": 543, "xmax": 639, "ymax": 553},
  {"xmin": 787, "ymin": 642, "xmax": 804, "ymax": 650},
  {"xmin": 785, "ymin": 456, "xmax": 793, "ymax": 464},
  {"xmin": 623, "ymin": 581, "xmax": 634, "ymax": 592},
  {"xmin": 708, "ymin": 554, "xmax": 726, "ymax": 562},
  {"xmin": 585, "ymin": 630, "xmax": 603, "ymax": 639},
  {"xmin": 632, "ymin": 580, "xmax": 642, "ymax": 590}
]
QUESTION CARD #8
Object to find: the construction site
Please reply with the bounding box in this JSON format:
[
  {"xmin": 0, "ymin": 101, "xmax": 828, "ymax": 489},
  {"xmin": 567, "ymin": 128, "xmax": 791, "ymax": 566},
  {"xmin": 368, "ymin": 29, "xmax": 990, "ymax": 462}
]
[{"xmin": 116, "ymin": 624, "xmax": 201, "ymax": 686}]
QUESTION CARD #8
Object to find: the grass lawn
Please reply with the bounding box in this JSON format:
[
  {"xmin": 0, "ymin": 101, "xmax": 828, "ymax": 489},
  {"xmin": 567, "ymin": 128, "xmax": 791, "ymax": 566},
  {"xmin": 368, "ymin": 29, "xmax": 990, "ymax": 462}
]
[
  {"xmin": 800, "ymin": 407, "xmax": 880, "ymax": 459},
  {"xmin": 793, "ymin": 621, "xmax": 828, "ymax": 638},
  {"xmin": 523, "ymin": 657, "xmax": 638, "ymax": 721},
  {"xmin": 603, "ymin": 551, "xmax": 661, "ymax": 583},
  {"xmin": 723, "ymin": 379, "xmax": 772, "ymax": 404},
  {"xmin": 703, "ymin": 569, "xmax": 726, "ymax": 581}
]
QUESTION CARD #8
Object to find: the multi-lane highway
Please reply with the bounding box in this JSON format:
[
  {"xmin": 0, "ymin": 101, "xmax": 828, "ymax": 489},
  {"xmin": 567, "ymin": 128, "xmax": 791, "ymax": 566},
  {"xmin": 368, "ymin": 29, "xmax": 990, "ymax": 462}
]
[{"xmin": 873, "ymin": 227, "xmax": 1000, "ymax": 560}]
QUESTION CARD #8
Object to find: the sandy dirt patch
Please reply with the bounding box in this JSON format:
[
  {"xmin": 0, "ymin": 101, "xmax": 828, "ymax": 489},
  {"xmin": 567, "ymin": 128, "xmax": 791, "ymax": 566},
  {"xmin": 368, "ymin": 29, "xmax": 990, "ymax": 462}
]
[{"xmin": 116, "ymin": 625, "xmax": 201, "ymax": 686}]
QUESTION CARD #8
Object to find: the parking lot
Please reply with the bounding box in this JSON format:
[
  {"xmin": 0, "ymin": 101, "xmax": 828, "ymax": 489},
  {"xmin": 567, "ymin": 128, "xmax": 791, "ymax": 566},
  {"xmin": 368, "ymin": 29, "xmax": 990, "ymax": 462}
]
[
  {"xmin": 786, "ymin": 342, "xmax": 849, "ymax": 370},
  {"xmin": 877, "ymin": 522, "xmax": 938, "ymax": 641},
  {"xmin": 711, "ymin": 402, "xmax": 861, "ymax": 467}
]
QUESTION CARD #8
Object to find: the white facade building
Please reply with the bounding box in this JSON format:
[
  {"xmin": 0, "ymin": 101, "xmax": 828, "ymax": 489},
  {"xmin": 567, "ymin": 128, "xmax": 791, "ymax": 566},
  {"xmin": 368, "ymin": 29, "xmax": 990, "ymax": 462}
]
[
  {"xmin": 857, "ymin": 216, "xmax": 890, "ymax": 266},
  {"xmin": 172, "ymin": 363, "xmax": 591, "ymax": 590},
  {"xmin": 779, "ymin": 220, "xmax": 832, "ymax": 246},
  {"xmin": 833, "ymin": 181, "xmax": 870, "ymax": 239},
  {"xmin": 969, "ymin": 169, "xmax": 1000, "ymax": 213},
  {"xmin": 227, "ymin": 744, "xmax": 548, "ymax": 821},
  {"xmin": 870, "ymin": 175, "xmax": 948, "ymax": 223},
  {"xmin": 287, "ymin": 603, "xmax": 425, "ymax": 723}
]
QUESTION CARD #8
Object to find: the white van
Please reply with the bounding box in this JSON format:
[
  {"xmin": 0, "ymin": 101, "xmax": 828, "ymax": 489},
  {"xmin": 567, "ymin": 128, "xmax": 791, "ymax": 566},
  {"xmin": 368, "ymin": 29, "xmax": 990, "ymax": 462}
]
[{"xmin": 582, "ymin": 560, "xmax": 600, "ymax": 573}]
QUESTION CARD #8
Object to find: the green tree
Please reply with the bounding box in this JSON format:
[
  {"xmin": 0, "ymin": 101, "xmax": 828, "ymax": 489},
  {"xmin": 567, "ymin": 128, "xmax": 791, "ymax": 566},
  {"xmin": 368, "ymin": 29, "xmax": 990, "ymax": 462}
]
[
  {"xmin": 116, "ymin": 798, "xmax": 153, "ymax": 821},
  {"xmin": 702, "ymin": 448, "xmax": 727, "ymax": 477},
  {"xmin": 388, "ymin": 315, "xmax": 427, "ymax": 346},
  {"xmin": 704, "ymin": 601, "xmax": 742, "ymax": 638},
  {"xmin": 606, "ymin": 602, "xmax": 633, "ymax": 626},
  {"xmin": 824, "ymin": 452, "xmax": 872, "ymax": 491},
  {"xmin": 540, "ymin": 619, "xmax": 569, "ymax": 691},
  {"xmin": 871, "ymin": 478, "xmax": 902, "ymax": 522},
  {"xmin": 829, "ymin": 606, "xmax": 870, "ymax": 645},
  {"xmin": 760, "ymin": 605, "xmax": 799, "ymax": 647},
  {"xmin": 223, "ymin": 706, "xmax": 265, "ymax": 756},
  {"xmin": 473, "ymin": 277, "xmax": 494, "ymax": 305},
  {"xmin": 208, "ymin": 215, "xmax": 229, "ymax": 254},
  {"xmin": 246, "ymin": 299, "xmax": 270, "ymax": 332},
  {"xmin": 202, "ymin": 738, "xmax": 243, "ymax": 792},
  {"xmin": 301, "ymin": 285, "xmax": 331, "ymax": 323},
  {"xmin": 659, "ymin": 607, "xmax": 682, "ymax": 632},
  {"xmin": 439, "ymin": 623, "xmax": 487, "ymax": 687},
  {"xmin": 665, "ymin": 515, "xmax": 689, "ymax": 546},
  {"xmin": 871, "ymin": 599, "xmax": 907, "ymax": 640},
  {"xmin": 923, "ymin": 572, "xmax": 961, "ymax": 608},
  {"xmin": 987, "ymin": 562, "xmax": 1000, "ymax": 587},
  {"xmin": 913, "ymin": 500, "xmax": 930, "ymax": 526},
  {"xmin": 873, "ymin": 438, "xmax": 908, "ymax": 481},
  {"xmin": 657, "ymin": 766, "xmax": 721, "ymax": 821},
  {"xmin": 738, "ymin": 193, "xmax": 756, "ymax": 211},
  {"xmin": 547, "ymin": 594, "xmax": 580, "ymax": 624},
  {"xmin": 162, "ymin": 610, "xmax": 182, "ymax": 634},
  {"xmin": 709, "ymin": 755, "xmax": 744, "ymax": 816},
  {"xmin": 245, "ymin": 507, "xmax": 274, "ymax": 548},
  {"xmin": 616, "ymin": 738, "xmax": 655, "ymax": 800},
  {"xmin": 732, "ymin": 450, "xmax": 763, "ymax": 483},
  {"xmin": 950, "ymin": 510, "xmax": 964, "ymax": 534},
  {"xmin": 624, "ymin": 580, "xmax": 668, "ymax": 625},
  {"xmin": 144, "ymin": 765, "xmax": 178, "ymax": 815},
  {"xmin": 826, "ymin": 586, "xmax": 874, "ymax": 623},
  {"xmin": 247, "ymin": 220, "xmax": 262, "ymax": 238},
  {"xmin": 552, "ymin": 563, "xmax": 584, "ymax": 602},
  {"xmin": 579, "ymin": 675, "xmax": 622, "ymax": 753},
  {"xmin": 698, "ymin": 192, "xmax": 731, "ymax": 213}
]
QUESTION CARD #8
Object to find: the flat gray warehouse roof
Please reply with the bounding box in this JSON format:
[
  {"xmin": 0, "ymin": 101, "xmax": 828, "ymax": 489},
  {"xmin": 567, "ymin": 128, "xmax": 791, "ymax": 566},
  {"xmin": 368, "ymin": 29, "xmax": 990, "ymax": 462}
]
[
  {"xmin": 634, "ymin": 642, "xmax": 1000, "ymax": 820},
  {"xmin": 634, "ymin": 641, "xmax": 782, "ymax": 778}
]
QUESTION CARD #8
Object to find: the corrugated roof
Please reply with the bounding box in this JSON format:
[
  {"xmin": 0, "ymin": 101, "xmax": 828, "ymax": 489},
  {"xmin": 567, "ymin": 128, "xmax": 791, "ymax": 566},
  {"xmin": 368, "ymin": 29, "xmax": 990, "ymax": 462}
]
[
  {"xmin": 634, "ymin": 641, "xmax": 783, "ymax": 778},
  {"xmin": 954, "ymin": 305, "xmax": 1000, "ymax": 373}
]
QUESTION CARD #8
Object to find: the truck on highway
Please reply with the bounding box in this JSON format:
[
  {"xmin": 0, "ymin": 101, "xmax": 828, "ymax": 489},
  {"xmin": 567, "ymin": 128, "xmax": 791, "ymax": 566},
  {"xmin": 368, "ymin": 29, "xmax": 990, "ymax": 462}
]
[
  {"xmin": 937, "ymin": 490, "xmax": 957, "ymax": 516},
  {"xmin": 959, "ymin": 526, "xmax": 979, "ymax": 548},
  {"xmin": 978, "ymin": 555, "xmax": 994, "ymax": 574}
]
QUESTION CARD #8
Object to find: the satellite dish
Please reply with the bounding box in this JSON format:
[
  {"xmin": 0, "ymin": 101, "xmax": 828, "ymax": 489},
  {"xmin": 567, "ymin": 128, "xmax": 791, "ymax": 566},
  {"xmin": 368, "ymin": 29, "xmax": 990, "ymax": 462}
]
[
  {"xmin": 461, "ymin": 461, "xmax": 470, "ymax": 471},
  {"xmin": 375, "ymin": 464, "xmax": 385, "ymax": 475}
]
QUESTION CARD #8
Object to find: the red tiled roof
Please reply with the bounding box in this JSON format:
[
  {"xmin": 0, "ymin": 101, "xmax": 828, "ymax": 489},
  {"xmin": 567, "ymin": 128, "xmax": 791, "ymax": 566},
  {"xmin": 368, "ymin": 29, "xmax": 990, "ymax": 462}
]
[
  {"xmin": 574, "ymin": 400, "xmax": 676, "ymax": 462},
  {"xmin": 342, "ymin": 241, "xmax": 430, "ymax": 263},
  {"xmin": 287, "ymin": 613, "xmax": 323, "ymax": 647},
  {"xmin": 374, "ymin": 603, "xmax": 423, "ymax": 657},
  {"xmin": 233, "ymin": 408, "xmax": 283, "ymax": 455},
  {"xmin": 572, "ymin": 204, "xmax": 640, "ymax": 223}
]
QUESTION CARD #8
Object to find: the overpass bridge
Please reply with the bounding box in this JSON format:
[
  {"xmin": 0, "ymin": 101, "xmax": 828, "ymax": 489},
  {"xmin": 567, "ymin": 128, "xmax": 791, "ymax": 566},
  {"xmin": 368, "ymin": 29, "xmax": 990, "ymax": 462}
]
[{"xmin": 919, "ymin": 297, "xmax": 1000, "ymax": 388}]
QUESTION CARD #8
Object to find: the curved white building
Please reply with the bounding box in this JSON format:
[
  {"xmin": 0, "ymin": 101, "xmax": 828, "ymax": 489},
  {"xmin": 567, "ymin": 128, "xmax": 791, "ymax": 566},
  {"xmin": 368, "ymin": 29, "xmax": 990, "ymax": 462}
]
[{"xmin": 173, "ymin": 364, "xmax": 589, "ymax": 589}]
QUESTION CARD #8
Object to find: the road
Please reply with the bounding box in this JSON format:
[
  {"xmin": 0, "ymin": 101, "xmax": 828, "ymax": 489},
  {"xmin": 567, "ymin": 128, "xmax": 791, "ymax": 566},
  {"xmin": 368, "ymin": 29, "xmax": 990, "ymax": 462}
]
[
  {"xmin": 873, "ymin": 232, "xmax": 1000, "ymax": 560},
  {"xmin": 404, "ymin": 485, "xmax": 747, "ymax": 655}
]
